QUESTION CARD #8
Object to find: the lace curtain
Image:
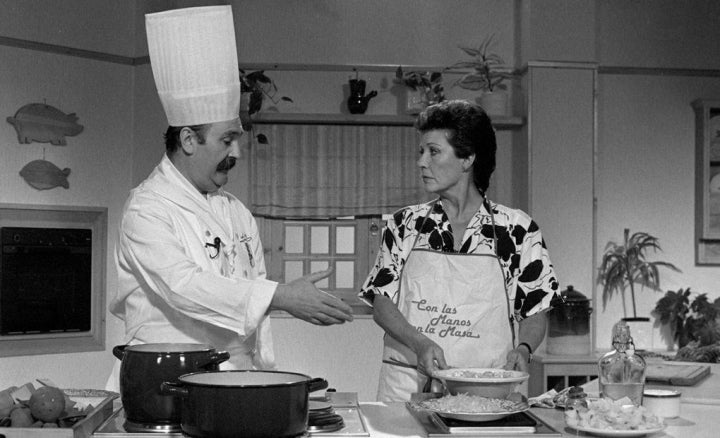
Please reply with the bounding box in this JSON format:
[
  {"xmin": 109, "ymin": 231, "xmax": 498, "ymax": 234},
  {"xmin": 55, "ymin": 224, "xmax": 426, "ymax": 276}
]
[{"xmin": 249, "ymin": 124, "xmax": 432, "ymax": 218}]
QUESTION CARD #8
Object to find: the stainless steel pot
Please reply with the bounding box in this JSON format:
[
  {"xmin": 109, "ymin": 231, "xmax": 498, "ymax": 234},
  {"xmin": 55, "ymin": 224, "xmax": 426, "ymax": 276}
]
[
  {"xmin": 161, "ymin": 370, "xmax": 328, "ymax": 438},
  {"xmin": 113, "ymin": 343, "xmax": 229, "ymax": 426}
]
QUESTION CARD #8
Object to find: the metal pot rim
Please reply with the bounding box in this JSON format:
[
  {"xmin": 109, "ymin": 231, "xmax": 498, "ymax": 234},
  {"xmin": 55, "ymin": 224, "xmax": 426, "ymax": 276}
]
[
  {"xmin": 177, "ymin": 370, "xmax": 315, "ymax": 388},
  {"xmin": 123, "ymin": 343, "xmax": 216, "ymax": 353}
]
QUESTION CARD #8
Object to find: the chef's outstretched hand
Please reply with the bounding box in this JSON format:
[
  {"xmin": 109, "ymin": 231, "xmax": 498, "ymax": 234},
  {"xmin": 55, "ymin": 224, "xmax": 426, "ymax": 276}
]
[{"xmin": 271, "ymin": 268, "xmax": 354, "ymax": 325}]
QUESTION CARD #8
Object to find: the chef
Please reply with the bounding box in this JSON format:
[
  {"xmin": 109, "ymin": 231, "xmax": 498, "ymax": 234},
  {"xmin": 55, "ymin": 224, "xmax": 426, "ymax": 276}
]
[{"xmin": 107, "ymin": 5, "xmax": 352, "ymax": 390}]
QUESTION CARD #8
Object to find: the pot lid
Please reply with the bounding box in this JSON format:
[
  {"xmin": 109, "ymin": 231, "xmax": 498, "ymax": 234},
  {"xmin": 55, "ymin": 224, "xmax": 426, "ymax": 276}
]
[
  {"xmin": 561, "ymin": 285, "xmax": 589, "ymax": 301},
  {"xmin": 551, "ymin": 285, "xmax": 590, "ymax": 306}
]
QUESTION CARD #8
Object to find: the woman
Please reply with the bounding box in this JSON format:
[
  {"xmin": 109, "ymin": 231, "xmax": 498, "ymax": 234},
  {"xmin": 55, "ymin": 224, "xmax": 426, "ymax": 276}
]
[{"xmin": 359, "ymin": 100, "xmax": 559, "ymax": 402}]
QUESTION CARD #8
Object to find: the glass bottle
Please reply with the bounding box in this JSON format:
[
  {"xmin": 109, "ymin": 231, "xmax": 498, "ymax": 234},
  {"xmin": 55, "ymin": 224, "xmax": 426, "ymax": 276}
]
[
  {"xmin": 563, "ymin": 386, "xmax": 589, "ymax": 428},
  {"xmin": 597, "ymin": 320, "xmax": 647, "ymax": 406}
]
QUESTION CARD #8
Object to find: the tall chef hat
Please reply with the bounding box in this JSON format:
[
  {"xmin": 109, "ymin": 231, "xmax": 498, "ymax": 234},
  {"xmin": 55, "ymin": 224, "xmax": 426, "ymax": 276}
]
[{"xmin": 145, "ymin": 5, "xmax": 240, "ymax": 126}]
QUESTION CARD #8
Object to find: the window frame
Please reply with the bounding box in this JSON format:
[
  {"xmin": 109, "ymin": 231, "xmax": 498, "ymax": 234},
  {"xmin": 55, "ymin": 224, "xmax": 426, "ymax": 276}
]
[{"xmin": 258, "ymin": 216, "xmax": 382, "ymax": 315}]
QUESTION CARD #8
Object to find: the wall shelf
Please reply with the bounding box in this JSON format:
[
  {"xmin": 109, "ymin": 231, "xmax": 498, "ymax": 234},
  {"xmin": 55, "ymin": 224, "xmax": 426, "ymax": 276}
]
[{"xmin": 251, "ymin": 112, "xmax": 525, "ymax": 130}]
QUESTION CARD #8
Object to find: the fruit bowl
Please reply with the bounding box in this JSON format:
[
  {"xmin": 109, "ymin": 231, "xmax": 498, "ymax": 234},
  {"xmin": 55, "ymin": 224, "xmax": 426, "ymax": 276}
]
[{"xmin": 431, "ymin": 367, "xmax": 529, "ymax": 399}]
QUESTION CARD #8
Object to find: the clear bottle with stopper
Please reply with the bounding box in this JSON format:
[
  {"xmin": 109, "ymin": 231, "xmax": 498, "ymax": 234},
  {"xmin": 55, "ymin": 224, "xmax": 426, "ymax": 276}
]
[{"xmin": 597, "ymin": 320, "xmax": 646, "ymax": 406}]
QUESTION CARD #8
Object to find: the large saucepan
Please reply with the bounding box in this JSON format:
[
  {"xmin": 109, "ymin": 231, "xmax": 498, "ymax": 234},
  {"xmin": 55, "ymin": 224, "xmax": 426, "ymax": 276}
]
[
  {"xmin": 113, "ymin": 343, "xmax": 230, "ymax": 425},
  {"xmin": 161, "ymin": 370, "xmax": 328, "ymax": 438}
]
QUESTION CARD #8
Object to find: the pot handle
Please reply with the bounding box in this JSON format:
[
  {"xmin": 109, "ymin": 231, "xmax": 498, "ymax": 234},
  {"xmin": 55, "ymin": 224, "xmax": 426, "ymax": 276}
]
[
  {"xmin": 160, "ymin": 381, "xmax": 189, "ymax": 398},
  {"xmin": 306, "ymin": 377, "xmax": 329, "ymax": 393},
  {"xmin": 199, "ymin": 350, "xmax": 231, "ymax": 369},
  {"xmin": 112, "ymin": 345, "xmax": 128, "ymax": 360}
]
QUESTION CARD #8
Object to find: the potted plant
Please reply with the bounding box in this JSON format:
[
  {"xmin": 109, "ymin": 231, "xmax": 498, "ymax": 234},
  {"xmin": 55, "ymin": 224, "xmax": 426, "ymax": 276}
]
[
  {"xmin": 653, "ymin": 288, "xmax": 720, "ymax": 356},
  {"xmin": 446, "ymin": 34, "xmax": 513, "ymax": 116},
  {"xmin": 598, "ymin": 228, "xmax": 681, "ymax": 349},
  {"xmin": 239, "ymin": 69, "xmax": 293, "ymax": 143},
  {"xmin": 393, "ymin": 67, "xmax": 445, "ymax": 114}
]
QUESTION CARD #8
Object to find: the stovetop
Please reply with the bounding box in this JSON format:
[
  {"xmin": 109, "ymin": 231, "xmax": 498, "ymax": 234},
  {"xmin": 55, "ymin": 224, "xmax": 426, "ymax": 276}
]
[
  {"xmin": 405, "ymin": 394, "xmax": 563, "ymax": 437},
  {"xmin": 92, "ymin": 392, "xmax": 368, "ymax": 437}
]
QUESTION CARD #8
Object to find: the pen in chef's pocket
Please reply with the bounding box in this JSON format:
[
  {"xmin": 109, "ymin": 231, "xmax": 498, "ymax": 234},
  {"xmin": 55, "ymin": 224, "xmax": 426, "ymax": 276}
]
[{"xmin": 238, "ymin": 234, "xmax": 255, "ymax": 267}]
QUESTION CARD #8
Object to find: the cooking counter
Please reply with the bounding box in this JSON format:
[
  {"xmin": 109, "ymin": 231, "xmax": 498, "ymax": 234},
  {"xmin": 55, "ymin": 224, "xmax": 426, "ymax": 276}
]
[
  {"xmin": 87, "ymin": 363, "xmax": 719, "ymax": 438},
  {"xmin": 354, "ymin": 362, "xmax": 720, "ymax": 437},
  {"xmin": 356, "ymin": 401, "xmax": 718, "ymax": 437}
]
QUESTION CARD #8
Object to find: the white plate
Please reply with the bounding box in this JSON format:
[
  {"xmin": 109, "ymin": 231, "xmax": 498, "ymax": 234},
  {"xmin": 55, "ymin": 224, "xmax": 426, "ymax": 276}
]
[
  {"xmin": 425, "ymin": 405, "xmax": 529, "ymax": 422},
  {"xmin": 569, "ymin": 424, "xmax": 666, "ymax": 437},
  {"xmin": 431, "ymin": 367, "xmax": 528, "ymax": 383}
]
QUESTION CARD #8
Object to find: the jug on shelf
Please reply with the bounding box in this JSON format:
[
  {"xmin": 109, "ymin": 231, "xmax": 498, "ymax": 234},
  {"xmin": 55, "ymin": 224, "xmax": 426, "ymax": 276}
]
[{"xmin": 347, "ymin": 78, "xmax": 377, "ymax": 114}]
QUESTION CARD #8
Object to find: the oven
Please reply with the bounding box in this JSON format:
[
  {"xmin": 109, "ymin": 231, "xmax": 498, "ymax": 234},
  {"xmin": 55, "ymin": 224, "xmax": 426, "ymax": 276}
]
[{"xmin": 0, "ymin": 226, "xmax": 92, "ymax": 335}]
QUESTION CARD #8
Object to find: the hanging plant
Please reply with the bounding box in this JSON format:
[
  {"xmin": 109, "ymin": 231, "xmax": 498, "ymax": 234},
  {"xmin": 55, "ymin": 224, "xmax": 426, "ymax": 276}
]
[{"xmin": 239, "ymin": 69, "xmax": 293, "ymax": 144}]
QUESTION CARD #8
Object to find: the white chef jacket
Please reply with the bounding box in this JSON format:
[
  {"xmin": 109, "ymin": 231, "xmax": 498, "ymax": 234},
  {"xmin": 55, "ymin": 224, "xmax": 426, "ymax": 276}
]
[{"xmin": 107, "ymin": 154, "xmax": 277, "ymax": 389}]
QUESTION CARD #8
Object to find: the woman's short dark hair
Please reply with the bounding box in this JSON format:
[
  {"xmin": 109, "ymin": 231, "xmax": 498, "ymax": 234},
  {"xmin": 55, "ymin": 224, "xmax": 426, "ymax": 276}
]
[
  {"xmin": 414, "ymin": 99, "xmax": 497, "ymax": 193},
  {"xmin": 164, "ymin": 124, "xmax": 209, "ymax": 153}
]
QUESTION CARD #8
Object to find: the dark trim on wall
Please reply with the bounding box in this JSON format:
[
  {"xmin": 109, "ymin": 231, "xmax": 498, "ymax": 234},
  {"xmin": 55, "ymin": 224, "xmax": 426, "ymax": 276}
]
[
  {"xmin": 0, "ymin": 36, "xmax": 141, "ymax": 65},
  {"xmin": 599, "ymin": 65, "xmax": 720, "ymax": 77},
  {"xmin": 3, "ymin": 36, "xmax": 720, "ymax": 78}
]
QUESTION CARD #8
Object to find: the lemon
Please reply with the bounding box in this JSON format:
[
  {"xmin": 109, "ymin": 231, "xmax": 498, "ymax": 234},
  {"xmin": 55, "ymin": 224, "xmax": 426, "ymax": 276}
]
[{"xmin": 28, "ymin": 386, "xmax": 66, "ymax": 423}]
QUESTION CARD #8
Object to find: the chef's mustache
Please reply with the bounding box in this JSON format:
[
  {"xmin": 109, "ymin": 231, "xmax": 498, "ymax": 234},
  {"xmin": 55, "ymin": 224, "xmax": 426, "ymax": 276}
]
[{"xmin": 216, "ymin": 156, "xmax": 237, "ymax": 171}]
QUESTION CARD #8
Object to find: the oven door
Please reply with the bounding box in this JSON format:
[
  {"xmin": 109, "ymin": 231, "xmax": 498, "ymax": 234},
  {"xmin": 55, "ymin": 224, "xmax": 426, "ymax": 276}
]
[{"xmin": 0, "ymin": 227, "xmax": 92, "ymax": 335}]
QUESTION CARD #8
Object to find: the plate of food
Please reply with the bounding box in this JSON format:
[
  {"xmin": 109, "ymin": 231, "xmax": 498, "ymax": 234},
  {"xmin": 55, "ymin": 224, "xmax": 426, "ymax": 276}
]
[
  {"xmin": 569, "ymin": 424, "xmax": 665, "ymax": 437},
  {"xmin": 416, "ymin": 393, "xmax": 529, "ymax": 422},
  {"xmin": 565, "ymin": 396, "xmax": 664, "ymax": 437}
]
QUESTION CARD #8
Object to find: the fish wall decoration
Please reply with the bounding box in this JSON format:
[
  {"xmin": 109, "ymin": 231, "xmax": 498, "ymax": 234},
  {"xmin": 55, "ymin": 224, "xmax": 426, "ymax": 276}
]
[
  {"xmin": 6, "ymin": 103, "xmax": 83, "ymax": 145},
  {"xmin": 19, "ymin": 159, "xmax": 71, "ymax": 190}
]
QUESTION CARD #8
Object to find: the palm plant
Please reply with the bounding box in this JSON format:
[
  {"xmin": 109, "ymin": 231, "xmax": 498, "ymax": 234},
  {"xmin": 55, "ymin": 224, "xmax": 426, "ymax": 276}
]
[{"xmin": 598, "ymin": 228, "xmax": 681, "ymax": 319}]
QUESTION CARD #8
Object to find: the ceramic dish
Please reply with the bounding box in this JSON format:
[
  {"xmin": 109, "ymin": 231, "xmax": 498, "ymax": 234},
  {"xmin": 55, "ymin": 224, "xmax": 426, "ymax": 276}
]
[
  {"xmin": 432, "ymin": 368, "xmax": 529, "ymax": 398},
  {"xmin": 431, "ymin": 368, "xmax": 528, "ymax": 383},
  {"xmin": 424, "ymin": 404, "xmax": 529, "ymax": 422},
  {"xmin": 568, "ymin": 424, "xmax": 665, "ymax": 437}
]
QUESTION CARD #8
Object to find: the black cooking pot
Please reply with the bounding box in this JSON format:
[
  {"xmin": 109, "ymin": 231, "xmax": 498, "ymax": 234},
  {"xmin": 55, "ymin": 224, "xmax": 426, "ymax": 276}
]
[
  {"xmin": 113, "ymin": 343, "xmax": 229, "ymax": 426},
  {"xmin": 161, "ymin": 370, "xmax": 328, "ymax": 438},
  {"xmin": 548, "ymin": 285, "xmax": 593, "ymax": 336}
]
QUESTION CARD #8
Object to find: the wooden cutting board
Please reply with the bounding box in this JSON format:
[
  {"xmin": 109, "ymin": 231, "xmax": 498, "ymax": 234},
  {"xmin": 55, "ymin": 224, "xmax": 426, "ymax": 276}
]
[{"xmin": 646, "ymin": 362, "xmax": 711, "ymax": 386}]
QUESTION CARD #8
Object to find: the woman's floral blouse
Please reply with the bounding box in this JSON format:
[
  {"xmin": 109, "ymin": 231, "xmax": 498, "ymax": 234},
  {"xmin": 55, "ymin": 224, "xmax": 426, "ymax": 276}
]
[{"xmin": 359, "ymin": 199, "xmax": 560, "ymax": 321}]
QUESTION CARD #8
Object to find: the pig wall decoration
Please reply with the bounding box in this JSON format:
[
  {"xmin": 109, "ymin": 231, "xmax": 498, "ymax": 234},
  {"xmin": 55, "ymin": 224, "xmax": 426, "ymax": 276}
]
[{"xmin": 6, "ymin": 103, "xmax": 83, "ymax": 145}]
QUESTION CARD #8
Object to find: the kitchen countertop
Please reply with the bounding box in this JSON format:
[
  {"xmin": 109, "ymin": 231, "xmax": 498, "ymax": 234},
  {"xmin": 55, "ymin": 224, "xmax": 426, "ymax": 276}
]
[
  {"xmin": 357, "ymin": 400, "xmax": 718, "ymax": 437},
  {"xmin": 87, "ymin": 363, "xmax": 720, "ymax": 437},
  {"xmin": 354, "ymin": 362, "xmax": 720, "ymax": 437}
]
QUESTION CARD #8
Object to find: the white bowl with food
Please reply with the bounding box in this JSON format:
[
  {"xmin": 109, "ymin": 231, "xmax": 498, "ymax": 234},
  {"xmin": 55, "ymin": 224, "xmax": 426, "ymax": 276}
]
[{"xmin": 431, "ymin": 367, "xmax": 529, "ymax": 399}]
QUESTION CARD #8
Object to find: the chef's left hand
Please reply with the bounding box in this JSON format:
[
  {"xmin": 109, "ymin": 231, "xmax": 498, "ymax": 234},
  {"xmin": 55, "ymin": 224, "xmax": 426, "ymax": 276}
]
[{"xmin": 503, "ymin": 347, "xmax": 530, "ymax": 372}]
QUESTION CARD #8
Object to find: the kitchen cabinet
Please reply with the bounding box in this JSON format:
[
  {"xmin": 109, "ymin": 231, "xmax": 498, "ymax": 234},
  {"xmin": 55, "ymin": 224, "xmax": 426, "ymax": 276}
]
[
  {"xmin": 692, "ymin": 99, "xmax": 720, "ymax": 264},
  {"xmin": 528, "ymin": 354, "xmax": 599, "ymax": 396}
]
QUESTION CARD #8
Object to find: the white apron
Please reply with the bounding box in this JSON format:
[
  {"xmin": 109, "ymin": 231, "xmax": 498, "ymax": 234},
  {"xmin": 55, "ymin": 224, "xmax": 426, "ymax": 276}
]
[{"xmin": 377, "ymin": 200, "xmax": 515, "ymax": 402}]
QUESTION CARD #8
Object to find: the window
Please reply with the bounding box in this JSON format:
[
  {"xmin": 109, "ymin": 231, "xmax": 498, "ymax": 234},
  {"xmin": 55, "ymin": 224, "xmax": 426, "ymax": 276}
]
[{"xmin": 259, "ymin": 216, "xmax": 383, "ymax": 314}]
